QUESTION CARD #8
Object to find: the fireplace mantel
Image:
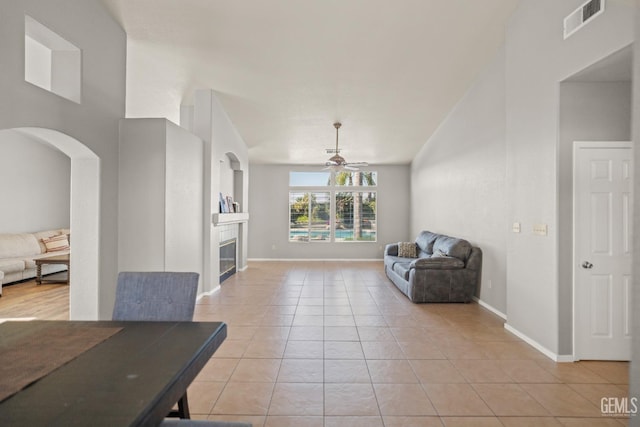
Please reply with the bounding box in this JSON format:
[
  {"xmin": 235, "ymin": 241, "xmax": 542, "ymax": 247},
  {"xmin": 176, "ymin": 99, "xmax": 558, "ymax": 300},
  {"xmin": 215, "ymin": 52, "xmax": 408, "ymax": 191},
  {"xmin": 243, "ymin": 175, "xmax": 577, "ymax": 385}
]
[{"xmin": 212, "ymin": 213, "xmax": 249, "ymax": 226}]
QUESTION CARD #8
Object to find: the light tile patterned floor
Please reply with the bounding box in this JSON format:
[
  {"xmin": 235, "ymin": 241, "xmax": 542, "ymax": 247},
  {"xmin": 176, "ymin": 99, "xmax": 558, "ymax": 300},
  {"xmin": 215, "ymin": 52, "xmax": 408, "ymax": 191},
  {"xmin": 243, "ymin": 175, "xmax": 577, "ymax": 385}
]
[{"xmin": 192, "ymin": 261, "xmax": 630, "ymax": 427}]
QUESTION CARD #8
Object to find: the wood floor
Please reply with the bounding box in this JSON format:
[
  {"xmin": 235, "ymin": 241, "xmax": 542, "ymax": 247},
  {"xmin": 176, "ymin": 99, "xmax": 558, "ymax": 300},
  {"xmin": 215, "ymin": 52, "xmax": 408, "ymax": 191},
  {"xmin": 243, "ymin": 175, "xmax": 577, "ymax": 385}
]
[{"xmin": 0, "ymin": 278, "xmax": 69, "ymax": 320}]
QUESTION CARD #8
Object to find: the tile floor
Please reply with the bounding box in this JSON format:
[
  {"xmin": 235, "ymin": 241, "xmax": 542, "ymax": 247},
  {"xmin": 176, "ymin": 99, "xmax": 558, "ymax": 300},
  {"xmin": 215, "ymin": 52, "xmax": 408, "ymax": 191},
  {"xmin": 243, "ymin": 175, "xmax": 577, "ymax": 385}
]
[{"xmin": 191, "ymin": 261, "xmax": 630, "ymax": 427}]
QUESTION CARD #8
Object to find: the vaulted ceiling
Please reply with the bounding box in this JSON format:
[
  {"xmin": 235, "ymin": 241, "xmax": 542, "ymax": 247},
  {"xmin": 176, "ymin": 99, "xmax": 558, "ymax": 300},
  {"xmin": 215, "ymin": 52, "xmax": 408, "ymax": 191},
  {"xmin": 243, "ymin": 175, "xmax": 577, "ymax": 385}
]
[{"xmin": 102, "ymin": 0, "xmax": 520, "ymax": 165}]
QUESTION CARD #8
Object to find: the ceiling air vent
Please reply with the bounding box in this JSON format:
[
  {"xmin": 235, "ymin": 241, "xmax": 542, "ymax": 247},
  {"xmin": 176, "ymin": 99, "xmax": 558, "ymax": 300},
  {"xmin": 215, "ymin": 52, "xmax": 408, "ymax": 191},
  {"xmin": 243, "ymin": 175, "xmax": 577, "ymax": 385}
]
[{"xmin": 564, "ymin": 0, "xmax": 605, "ymax": 39}]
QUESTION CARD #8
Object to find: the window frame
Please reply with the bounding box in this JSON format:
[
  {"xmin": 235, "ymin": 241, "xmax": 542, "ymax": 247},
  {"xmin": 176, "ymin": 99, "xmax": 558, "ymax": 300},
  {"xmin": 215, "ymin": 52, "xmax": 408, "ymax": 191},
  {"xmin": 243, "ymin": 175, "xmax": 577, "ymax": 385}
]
[
  {"xmin": 288, "ymin": 171, "xmax": 377, "ymax": 243},
  {"xmin": 334, "ymin": 190, "xmax": 377, "ymax": 243},
  {"xmin": 288, "ymin": 190, "xmax": 332, "ymax": 243}
]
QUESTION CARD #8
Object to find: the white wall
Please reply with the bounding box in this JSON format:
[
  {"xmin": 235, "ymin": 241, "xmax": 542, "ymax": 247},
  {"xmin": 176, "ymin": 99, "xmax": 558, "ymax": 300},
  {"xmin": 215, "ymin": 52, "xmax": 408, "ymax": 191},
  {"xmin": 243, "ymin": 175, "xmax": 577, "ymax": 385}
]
[
  {"xmin": 0, "ymin": 0, "xmax": 126, "ymax": 318},
  {"xmin": 630, "ymin": 0, "xmax": 640, "ymax": 416},
  {"xmin": 118, "ymin": 119, "xmax": 169, "ymax": 270},
  {"xmin": 0, "ymin": 131, "xmax": 70, "ymax": 233},
  {"xmin": 408, "ymin": 0, "xmax": 635, "ymax": 357},
  {"xmin": 558, "ymin": 80, "xmax": 632, "ymax": 355},
  {"xmin": 504, "ymin": 0, "xmax": 634, "ymax": 356},
  {"xmin": 165, "ymin": 121, "xmax": 205, "ymax": 280},
  {"xmin": 193, "ymin": 90, "xmax": 250, "ymax": 290},
  {"xmin": 411, "ymin": 45, "xmax": 507, "ymax": 314},
  {"xmin": 249, "ymin": 164, "xmax": 410, "ymax": 260},
  {"xmin": 118, "ymin": 119, "xmax": 204, "ymax": 286}
]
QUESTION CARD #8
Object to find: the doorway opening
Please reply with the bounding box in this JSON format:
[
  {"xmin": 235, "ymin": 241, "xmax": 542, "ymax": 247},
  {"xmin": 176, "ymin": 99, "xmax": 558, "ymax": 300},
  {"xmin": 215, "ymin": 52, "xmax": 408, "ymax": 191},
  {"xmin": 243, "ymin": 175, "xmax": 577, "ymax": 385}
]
[
  {"xmin": 573, "ymin": 141, "xmax": 632, "ymax": 360},
  {"xmin": 0, "ymin": 128, "xmax": 100, "ymax": 320},
  {"xmin": 558, "ymin": 45, "xmax": 633, "ymax": 360}
]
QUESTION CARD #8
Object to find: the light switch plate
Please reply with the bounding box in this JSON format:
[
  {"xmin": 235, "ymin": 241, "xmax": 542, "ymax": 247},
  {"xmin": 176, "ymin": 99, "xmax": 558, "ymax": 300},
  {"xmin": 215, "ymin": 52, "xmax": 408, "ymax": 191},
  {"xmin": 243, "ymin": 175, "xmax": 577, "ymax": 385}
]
[
  {"xmin": 512, "ymin": 222, "xmax": 521, "ymax": 233},
  {"xmin": 533, "ymin": 224, "xmax": 548, "ymax": 236}
]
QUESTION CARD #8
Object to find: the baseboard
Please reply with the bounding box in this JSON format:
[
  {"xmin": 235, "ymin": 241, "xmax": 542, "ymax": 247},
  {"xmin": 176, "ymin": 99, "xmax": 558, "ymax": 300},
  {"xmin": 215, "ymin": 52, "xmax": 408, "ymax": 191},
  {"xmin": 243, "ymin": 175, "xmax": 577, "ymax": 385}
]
[
  {"xmin": 504, "ymin": 323, "xmax": 574, "ymax": 362},
  {"xmin": 247, "ymin": 258, "xmax": 382, "ymax": 262},
  {"xmin": 472, "ymin": 296, "xmax": 507, "ymax": 320},
  {"xmin": 197, "ymin": 285, "xmax": 220, "ymax": 300}
]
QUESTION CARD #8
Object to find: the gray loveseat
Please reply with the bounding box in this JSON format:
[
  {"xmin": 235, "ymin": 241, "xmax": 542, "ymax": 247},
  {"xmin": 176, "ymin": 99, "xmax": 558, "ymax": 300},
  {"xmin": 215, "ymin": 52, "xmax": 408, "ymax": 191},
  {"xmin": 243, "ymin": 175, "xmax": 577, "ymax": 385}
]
[{"xmin": 384, "ymin": 231, "xmax": 482, "ymax": 303}]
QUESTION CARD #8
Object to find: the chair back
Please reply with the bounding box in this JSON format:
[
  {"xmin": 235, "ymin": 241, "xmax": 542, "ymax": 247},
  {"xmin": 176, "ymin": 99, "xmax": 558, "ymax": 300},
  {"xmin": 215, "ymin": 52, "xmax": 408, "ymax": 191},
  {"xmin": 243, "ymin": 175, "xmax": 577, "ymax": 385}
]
[{"xmin": 112, "ymin": 272, "xmax": 199, "ymax": 321}]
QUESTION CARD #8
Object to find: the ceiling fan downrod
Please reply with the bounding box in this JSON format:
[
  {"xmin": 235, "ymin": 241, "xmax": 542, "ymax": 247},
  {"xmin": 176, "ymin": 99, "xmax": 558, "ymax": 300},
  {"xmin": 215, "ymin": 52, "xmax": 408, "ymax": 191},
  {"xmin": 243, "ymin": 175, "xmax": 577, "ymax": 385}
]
[{"xmin": 334, "ymin": 122, "xmax": 341, "ymax": 153}]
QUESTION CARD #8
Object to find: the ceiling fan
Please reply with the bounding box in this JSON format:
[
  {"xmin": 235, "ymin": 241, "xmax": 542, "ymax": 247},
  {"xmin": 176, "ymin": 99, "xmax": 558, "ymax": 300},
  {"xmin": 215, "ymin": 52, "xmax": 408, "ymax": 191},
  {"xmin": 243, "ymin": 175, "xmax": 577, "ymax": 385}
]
[{"xmin": 324, "ymin": 122, "xmax": 369, "ymax": 171}]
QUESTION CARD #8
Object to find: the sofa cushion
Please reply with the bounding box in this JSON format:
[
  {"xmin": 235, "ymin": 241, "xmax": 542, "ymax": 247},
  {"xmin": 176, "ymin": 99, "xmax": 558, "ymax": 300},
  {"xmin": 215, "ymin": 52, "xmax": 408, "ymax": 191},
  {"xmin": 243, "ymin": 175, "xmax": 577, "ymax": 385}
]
[
  {"xmin": 415, "ymin": 231, "xmax": 439, "ymax": 255},
  {"xmin": 33, "ymin": 229, "xmax": 66, "ymax": 253},
  {"xmin": 398, "ymin": 242, "xmax": 417, "ymax": 258},
  {"xmin": 384, "ymin": 255, "xmax": 406, "ymax": 272},
  {"xmin": 0, "ymin": 258, "xmax": 26, "ymax": 274},
  {"xmin": 410, "ymin": 256, "xmax": 464, "ymax": 270},
  {"xmin": 433, "ymin": 235, "xmax": 472, "ymax": 261},
  {"xmin": 0, "ymin": 234, "xmax": 41, "ymax": 259},
  {"xmin": 42, "ymin": 234, "xmax": 70, "ymax": 253},
  {"xmin": 393, "ymin": 261, "xmax": 412, "ymax": 280}
]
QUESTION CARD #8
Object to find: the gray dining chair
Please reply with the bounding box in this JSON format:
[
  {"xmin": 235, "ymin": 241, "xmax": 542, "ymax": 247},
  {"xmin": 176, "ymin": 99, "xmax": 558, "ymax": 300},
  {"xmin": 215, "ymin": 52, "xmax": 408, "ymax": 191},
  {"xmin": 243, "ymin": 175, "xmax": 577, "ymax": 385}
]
[
  {"xmin": 112, "ymin": 271, "xmax": 200, "ymax": 418},
  {"xmin": 160, "ymin": 421, "xmax": 251, "ymax": 427},
  {"xmin": 112, "ymin": 271, "xmax": 199, "ymax": 322}
]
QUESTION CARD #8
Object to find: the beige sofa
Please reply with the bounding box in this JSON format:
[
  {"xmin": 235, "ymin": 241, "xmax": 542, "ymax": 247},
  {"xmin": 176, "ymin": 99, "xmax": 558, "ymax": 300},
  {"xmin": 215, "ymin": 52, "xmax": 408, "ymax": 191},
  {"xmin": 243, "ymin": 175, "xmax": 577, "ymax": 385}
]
[{"xmin": 0, "ymin": 228, "xmax": 70, "ymax": 295}]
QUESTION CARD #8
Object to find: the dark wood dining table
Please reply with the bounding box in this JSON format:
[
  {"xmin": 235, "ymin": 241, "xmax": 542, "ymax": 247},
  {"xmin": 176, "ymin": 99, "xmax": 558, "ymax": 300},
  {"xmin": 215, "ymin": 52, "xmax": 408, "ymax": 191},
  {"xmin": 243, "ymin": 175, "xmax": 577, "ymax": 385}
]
[{"xmin": 0, "ymin": 320, "xmax": 227, "ymax": 426}]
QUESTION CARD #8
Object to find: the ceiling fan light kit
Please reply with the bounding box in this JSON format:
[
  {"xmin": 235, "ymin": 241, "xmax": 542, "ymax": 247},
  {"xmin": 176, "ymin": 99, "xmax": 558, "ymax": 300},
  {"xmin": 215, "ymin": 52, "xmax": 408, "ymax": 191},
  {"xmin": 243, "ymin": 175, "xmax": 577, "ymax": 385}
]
[{"xmin": 324, "ymin": 122, "xmax": 368, "ymax": 171}]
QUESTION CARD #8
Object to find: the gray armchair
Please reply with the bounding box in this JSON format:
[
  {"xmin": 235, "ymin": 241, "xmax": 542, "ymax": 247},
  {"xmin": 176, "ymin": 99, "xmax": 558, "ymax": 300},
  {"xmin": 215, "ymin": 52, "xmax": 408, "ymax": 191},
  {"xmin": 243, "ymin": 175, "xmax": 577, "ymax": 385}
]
[
  {"xmin": 112, "ymin": 271, "xmax": 200, "ymax": 418},
  {"xmin": 384, "ymin": 231, "xmax": 482, "ymax": 303}
]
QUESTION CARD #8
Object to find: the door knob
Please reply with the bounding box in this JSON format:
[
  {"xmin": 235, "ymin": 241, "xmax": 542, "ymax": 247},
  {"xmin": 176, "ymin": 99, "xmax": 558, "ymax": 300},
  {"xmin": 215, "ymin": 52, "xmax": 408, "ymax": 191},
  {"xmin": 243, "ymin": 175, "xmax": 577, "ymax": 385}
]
[{"xmin": 581, "ymin": 261, "xmax": 593, "ymax": 269}]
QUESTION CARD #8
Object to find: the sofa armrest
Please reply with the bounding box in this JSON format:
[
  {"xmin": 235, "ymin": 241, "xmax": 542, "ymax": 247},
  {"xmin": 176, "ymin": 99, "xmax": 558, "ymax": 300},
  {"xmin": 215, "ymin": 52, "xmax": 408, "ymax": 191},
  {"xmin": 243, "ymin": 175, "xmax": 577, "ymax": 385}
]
[
  {"xmin": 384, "ymin": 243, "xmax": 399, "ymax": 256},
  {"xmin": 465, "ymin": 247, "xmax": 483, "ymax": 271},
  {"xmin": 410, "ymin": 256, "xmax": 464, "ymax": 270}
]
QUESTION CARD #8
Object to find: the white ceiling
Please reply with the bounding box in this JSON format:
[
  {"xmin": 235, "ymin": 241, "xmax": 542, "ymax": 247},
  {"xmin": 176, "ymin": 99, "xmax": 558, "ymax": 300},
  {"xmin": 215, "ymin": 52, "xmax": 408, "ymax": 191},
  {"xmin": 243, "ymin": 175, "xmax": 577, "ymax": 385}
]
[{"xmin": 102, "ymin": 0, "xmax": 520, "ymax": 165}]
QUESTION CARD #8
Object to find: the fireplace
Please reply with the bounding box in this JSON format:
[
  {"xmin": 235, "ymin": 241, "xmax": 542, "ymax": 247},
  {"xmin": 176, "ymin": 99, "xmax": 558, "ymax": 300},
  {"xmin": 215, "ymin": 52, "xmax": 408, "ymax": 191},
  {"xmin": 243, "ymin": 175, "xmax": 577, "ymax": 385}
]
[{"xmin": 219, "ymin": 238, "xmax": 237, "ymax": 283}]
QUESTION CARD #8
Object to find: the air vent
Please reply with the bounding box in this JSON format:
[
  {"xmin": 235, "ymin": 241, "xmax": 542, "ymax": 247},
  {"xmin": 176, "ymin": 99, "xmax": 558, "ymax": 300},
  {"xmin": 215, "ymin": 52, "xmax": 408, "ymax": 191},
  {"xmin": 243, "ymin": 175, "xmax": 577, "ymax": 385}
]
[{"xmin": 564, "ymin": 0, "xmax": 605, "ymax": 39}]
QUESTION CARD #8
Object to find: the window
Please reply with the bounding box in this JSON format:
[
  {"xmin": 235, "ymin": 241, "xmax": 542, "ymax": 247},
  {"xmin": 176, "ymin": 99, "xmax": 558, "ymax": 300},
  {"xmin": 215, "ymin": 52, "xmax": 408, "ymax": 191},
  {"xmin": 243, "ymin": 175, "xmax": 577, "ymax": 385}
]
[
  {"xmin": 289, "ymin": 171, "xmax": 331, "ymax": 187},
  {"xmin": 289, "ymin": 171, "xmax": 377, "ymax": 242},
  {"xmin": 289, "ymin": 191, "xmax": 331, "ymax": 242},
  {"xmin": 335, "ymin": 191, "xmax": 377, "ymax": 241},
  {"xmin": 335, "ymin": 171, "xmax": 377, "ymax": 187}
]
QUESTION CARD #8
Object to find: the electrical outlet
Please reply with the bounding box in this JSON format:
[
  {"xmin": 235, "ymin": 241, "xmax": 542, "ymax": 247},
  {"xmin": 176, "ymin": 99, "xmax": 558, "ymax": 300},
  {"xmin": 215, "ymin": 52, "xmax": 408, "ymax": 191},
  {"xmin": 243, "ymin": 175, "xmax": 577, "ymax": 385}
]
[
  {"xmin": 512, "ymin": 222, "xmax": 521, "ymax": 233},
  {"xmin": 488, "ymin": 279, "xmax": 493, "ymax": 289},
  {"xmin": 271, "ymin": 244, "xmax": 276, "ymax": 250},
  {"xmin": 533, "ymin": 224, "xmax": 548, "ymax": 236}
]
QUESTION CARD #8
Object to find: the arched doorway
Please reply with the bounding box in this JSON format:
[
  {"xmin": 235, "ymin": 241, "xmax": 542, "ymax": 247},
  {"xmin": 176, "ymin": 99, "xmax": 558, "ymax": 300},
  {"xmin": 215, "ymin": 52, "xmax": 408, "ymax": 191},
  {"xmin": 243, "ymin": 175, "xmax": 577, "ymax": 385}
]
[{"xmin": 0, "ymin": 127, "xmax": 100, "ymax": 319}]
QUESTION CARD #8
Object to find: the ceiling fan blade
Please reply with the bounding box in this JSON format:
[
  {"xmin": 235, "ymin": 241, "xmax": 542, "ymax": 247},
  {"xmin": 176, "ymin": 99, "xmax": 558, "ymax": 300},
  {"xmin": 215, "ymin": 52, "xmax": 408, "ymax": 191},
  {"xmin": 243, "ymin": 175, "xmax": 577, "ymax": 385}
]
[
  {"xmin": 344, "ymin": 165, "xmax": 359, "ymax": 171},
  {"xmin": 325, "ymin": 160, "xmax": 339, "ymax": 166},
  {"xmin": 345, "ymin": 162, "xmax": 369, "ymax": 167}
]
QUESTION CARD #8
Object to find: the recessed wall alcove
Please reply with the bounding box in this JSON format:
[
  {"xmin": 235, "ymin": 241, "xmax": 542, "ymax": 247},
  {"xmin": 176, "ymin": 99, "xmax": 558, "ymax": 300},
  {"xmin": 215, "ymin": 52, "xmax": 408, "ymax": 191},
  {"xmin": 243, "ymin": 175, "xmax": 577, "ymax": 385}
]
[
  {"xmin": 24, "ymin": 16, "xmax": 81, "ymax": 103},
  {"xmin": 215, "ymin": 151, "xmax": 248, "ymax": 283}
]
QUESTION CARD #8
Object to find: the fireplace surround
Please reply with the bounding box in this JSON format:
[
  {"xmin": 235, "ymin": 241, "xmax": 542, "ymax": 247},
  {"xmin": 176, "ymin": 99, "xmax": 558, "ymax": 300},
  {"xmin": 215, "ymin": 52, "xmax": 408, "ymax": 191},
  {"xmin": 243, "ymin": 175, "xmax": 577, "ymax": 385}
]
[{"xmin": 219, "ymin": 238, "xmax": 237, "ymax": 283}]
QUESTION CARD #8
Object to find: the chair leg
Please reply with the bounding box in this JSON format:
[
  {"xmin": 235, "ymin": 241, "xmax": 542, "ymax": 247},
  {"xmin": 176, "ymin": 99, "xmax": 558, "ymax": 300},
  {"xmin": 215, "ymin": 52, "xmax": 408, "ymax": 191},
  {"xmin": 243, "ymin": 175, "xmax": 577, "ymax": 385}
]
[
  {"xmin": 178, "ymin": 393, "xmax": 190, "ymax": 419},
  {"xmin": 167, "ymin": 392, "xmax": 190, "ymax": 419}
]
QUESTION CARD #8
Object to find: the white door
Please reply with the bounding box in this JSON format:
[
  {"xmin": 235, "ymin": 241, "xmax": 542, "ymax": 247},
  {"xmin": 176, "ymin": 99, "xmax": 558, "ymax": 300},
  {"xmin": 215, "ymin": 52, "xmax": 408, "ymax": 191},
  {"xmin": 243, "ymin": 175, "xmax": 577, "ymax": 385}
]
[{"xmin": 574, "ymin": 141, "xmax": 632, "ymax": 361}]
